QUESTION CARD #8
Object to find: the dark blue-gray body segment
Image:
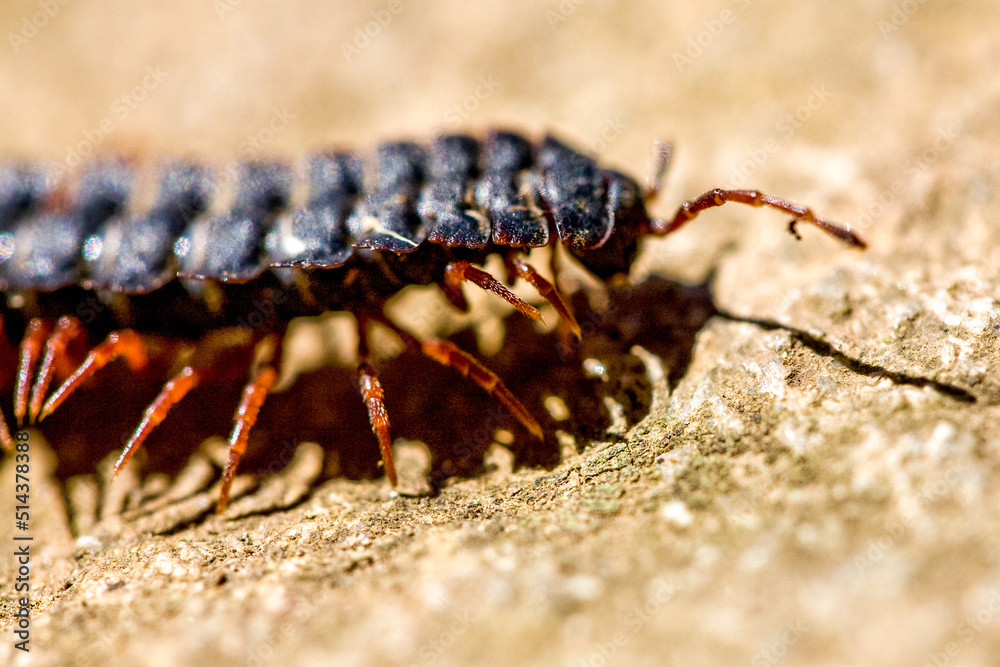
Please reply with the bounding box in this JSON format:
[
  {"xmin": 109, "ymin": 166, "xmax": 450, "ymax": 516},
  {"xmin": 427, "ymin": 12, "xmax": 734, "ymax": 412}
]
[
  {"xmin": 1, "ymin": 162, "xmax": 132, "ymax": 291},
  {"xmin": 267, "ymin": 153, "xmax": 361, "ymax": 269},
  {"xmin": 84, "ymin": 163, "xmax": 213, "ymax": 293},
  {"xmin": 477, "ymin": 132, "xmax": 549, "ymax": 248},
  {"xmin": 0, "ymin": 132, "xmax": 650, "ymax": 302},
  {"xmin": 421, "ymin": 135, "xmax": 491, "ymax": 248},
  {"xmin": 177, "ymin": 162, "xmax": 292, "ymax": 282},
  {"xmin": 539, "ymin": 136, "xmax": 613, "ymax": 250},
  {"xmin": 348, "ymin": 142, "xmax": 427, "ymax": 253},
  {"xmin": 0, "ymin": 165, "xmax": 48, "ymax": 232}
]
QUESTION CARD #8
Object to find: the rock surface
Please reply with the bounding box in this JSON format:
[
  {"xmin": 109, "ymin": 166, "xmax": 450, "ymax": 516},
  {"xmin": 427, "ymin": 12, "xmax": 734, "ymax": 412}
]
[{"xmin": 2, "ymin": 1, "xmax": 1000, "ymax": 665}]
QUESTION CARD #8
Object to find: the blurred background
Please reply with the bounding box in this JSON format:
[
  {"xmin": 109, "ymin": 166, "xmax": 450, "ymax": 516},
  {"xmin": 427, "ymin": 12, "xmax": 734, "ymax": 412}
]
[
  {"xmin": 2, "ymin": 0, "xmax": 997, "ymax": 264},
  {"xmin": 0, "ymin": 1, "xmax": 989, "ymax": 185},
  {"xmin": 3, "ymin": 0, "xmax": 997, "ymax": 281},
  {"xmin": 4, "ymin": 2, "xmax": 1000, "ymax": 665},
  {"xmin": 3, "ymin": 0, "xmax": 997, "ymax": 312}
]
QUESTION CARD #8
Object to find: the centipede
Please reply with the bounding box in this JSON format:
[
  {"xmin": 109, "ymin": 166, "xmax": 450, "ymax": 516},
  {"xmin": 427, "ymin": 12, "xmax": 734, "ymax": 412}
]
[{"xmin": 0, "ymin": 131, "xmax": 865, "ymax": 511}]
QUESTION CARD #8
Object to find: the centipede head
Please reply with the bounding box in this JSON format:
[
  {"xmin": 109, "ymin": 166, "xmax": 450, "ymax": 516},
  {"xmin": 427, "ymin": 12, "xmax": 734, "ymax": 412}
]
[{"xmin": 564, "ymin": 168, "xmax": 652, "ymax": 282}]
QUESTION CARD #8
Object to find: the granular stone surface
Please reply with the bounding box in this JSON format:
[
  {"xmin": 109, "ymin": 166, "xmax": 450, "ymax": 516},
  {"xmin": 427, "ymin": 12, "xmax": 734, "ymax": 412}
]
[{"xmin": 2, "ymin": 2, "xmax": 1000, "ymax": 665}]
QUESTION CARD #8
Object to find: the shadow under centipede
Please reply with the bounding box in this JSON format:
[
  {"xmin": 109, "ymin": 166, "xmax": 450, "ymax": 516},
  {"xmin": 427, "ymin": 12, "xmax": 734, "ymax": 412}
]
[
  {"xmin": 21, "ymin": 277, "xmax": 713, "ymax": 494},
  {"xmin": 12, "ymin": 275, "xmax": 976, "ymax": 512}
]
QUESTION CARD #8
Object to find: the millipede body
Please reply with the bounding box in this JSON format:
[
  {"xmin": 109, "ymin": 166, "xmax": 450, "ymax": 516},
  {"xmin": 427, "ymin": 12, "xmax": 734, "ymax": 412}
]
[{"xmin": 0, "ymin": 131, "xmax": 865, "ymax": 509}]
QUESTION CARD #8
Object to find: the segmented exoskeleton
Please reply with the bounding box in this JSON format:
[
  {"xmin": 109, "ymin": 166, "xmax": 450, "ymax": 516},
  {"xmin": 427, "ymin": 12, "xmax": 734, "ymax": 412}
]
[{"xmin": 0, "ymin": 131, "xmax": 865, "ymax": 508}]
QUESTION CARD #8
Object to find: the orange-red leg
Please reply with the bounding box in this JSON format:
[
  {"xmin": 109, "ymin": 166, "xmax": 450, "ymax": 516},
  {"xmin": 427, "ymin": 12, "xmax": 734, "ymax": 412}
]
[
  {"xmin": 38, "ymin": 330, "xmax": 148, "ymax": 422},
  {"xmin": 651, "ymin": 188, "xmax": 867, "ymax": 248},
  {"xmin": 217, "ymin": 364, "xmax": 278, "ymax": 511},
  {"xmin": 103, "ymin": 329, "xmax": 281, "ymax": 511},
  {"xmin": 508, "ymin": 256, "xmax": 582, "ymax": 346},
  {"xmin": 27, "ymin": 316, "xmax": 86, "ymax": 424},
  {"xmin": 444, "ymin": 260, "xmax": 542, "ymax": 321},
  {"xmin": 0, "ymin": 411, "xmax": 12, "ymax": 451},
  {"xmin": 421, "ymin": 338, "xmax": 542, "ymax": 439},
  {"xmin": 0, "ymin": 315, "xmax": 14, "ymax": 449},
  {"xmin": 14, "ymin": 319, "xmax": 52, "ymax": 426},
  {"xmin": 113, "ymin": 366, "xmax": 204, "ymax": 476},
  {"xmin": 375, "ymin": 314, "xmax": 542, "ymax": 440},
  {"xmin": 355, "ymin": 316, "xmax": 397, "ymax": 486},
  {"xmin": 358, "ymin": 359, "xmax": 396, "ymax": 487}
]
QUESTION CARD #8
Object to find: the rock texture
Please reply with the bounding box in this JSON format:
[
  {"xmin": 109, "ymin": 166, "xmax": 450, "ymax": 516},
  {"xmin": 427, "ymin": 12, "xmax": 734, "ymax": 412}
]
[{"xmin": 2, "ymin": 1, "xmax": 1000, "ymax": 665}]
